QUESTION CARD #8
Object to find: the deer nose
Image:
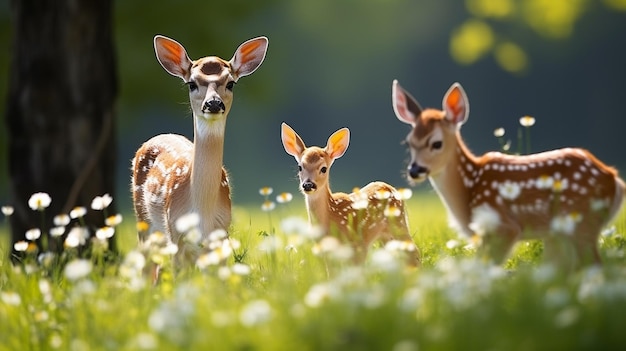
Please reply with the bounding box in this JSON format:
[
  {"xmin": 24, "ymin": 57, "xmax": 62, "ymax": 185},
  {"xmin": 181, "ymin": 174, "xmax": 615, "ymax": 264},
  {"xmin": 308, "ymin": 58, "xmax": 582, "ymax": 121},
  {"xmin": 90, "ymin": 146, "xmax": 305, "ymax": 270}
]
[
  {"xmin": 408, "ymin": 162, "xmax": 428, "ymax": 179},
  {"xmin": 302, "ymin": 180, "xmax": 317, "ymax": 193},
  {"xmin": 203, "ymin": 99, "xmax": 225, "ymax": 114}
]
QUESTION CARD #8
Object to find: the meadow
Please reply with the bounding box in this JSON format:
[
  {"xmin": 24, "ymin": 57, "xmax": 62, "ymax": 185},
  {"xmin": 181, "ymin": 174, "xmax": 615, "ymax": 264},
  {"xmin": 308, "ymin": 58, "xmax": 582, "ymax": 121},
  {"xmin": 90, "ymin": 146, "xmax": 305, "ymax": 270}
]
[{"xmin": 1, "ymin": 189, "xmax": 626, "ymax": 351}]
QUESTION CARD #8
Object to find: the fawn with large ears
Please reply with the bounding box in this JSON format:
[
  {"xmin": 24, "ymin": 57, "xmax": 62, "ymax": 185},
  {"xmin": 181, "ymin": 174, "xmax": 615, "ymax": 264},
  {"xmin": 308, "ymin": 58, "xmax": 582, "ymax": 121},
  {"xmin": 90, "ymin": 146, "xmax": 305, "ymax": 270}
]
[
  {"xmin": 132, "ymin": 35, "xmax": 268, "ymax": 281},
  {"xmin": 281, "ymin": 122, "xmax": 420, "ymax": 265},
  {"xmin": 392, "ymin": 79, "xmax": 625, "ymax": 268}
]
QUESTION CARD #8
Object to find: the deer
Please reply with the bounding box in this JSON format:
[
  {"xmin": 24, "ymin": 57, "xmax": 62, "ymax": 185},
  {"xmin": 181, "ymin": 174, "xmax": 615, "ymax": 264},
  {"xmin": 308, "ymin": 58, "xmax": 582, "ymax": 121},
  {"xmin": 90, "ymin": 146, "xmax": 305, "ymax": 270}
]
[
  {"xmin": 391, "ymin": 79, "xmax": 625, "ymax": 268},
  {"xmin": 281, "ymin": 122, "xmax": 420, "ymax": 266},
  {"xmin": 131, "ymin": 35, "xmax": 268, "ymax": 278}
]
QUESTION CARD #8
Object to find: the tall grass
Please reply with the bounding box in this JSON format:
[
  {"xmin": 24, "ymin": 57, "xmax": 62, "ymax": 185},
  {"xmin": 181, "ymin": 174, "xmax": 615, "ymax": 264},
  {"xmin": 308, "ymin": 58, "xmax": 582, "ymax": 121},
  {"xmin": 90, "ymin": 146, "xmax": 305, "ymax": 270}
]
[{"xmin": 1, "ymin": 191, "xmax": 626, "ymax": 351}]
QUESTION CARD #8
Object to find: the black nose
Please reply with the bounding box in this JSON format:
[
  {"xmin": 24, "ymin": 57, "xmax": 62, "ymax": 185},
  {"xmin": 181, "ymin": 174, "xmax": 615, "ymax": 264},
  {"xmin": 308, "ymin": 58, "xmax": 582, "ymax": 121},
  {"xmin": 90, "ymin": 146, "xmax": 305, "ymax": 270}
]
[
  {"xmin": 203, "ymin": 99, "xmax": 225, "ymax": 114},
  {"xmin": 302, "ymin": 181, "xmax": 317, "ymax": 192},
  {"xmin": 408, "ymin": 162, "xmax": 428, "ymax": 179}
]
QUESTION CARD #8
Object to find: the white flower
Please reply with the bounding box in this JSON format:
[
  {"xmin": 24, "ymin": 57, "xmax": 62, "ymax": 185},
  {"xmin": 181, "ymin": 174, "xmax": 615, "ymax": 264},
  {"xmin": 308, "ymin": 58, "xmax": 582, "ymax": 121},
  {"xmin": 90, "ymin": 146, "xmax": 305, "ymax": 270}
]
[
  {"xmin": 552, "ymin": 178, "xmax": 569, "ymax": 192},
  {"xmin": 25, "ymin": 228, "xmax": 41, "ymax": 241},
  {"xmin": 64, "ymin": 259, "xmax": 93, "ymax": 281},
  {"xmin": 175, "ymin": 212, "xmax": 200, "ymax": 233},
  {"xmin": 105, "ymin": 214, "xmax": 123, "ymax": 226},
  {"xmin": 469, "ymin": 203, "xmax": 501, "ymax": 236},
  {"xmin": 1, "ymin": 291, "xmax": 21, "ymax": 306},
  {"xmin": 240, "ymin": 299, "xmax": 272, "ymax": 327},
  {"xmin": 519, "ymin": 115, "xmax": 536, "ymax": 127},
  {"xmin": 261, "ymin": 200, "xmax": 276, "ymax": 211},
  {"xmin": 536, "ymin": 175, "xmax": 554, "ymax": 190},
  {"xmin": 69, "ymin": 207, "xmax": 87, "ymax": 219},
  {"xmin": 1, "ymin": 206, "xmax": 14, "ymax": 216},
  {"xmin": 232, "ymin": 263, "xmax": 251, "ymax": 276},
  {"xmin": 28, "ymin": 192, "xmax": 52, "ymax": 211},
  {"xmin": 374, "ymin": 189, "xmax": 391, "ymax": 200},
  {"xmin": 276, "ymin": 192, "xmax": 293, "ymax": 203},
  {"xmin": 493, "ymin": 128, "xmax": 505, "ymax": 137},
  {"xmin": 384, "ymin": 205, "xmax": 403, "ymax": 218},
  {"xmin": 13, "ymin": 241, "xmax": 29, "ymax": 252},
  {"xmin": 259, "ymin": 187, "xmax": 273, "ymax": 196},
  {"xmin": 95, "ymin": 226, "xmax": 115, "ymax": 240},
  {"xmin": 53, "ymin": 214, "xmax": 71, "ymax": 226},
  {"xmin": 304, "ymin": 283, "xmax": 339, "ymax": 308},
  {"xmin": 65, "ymin": 227, "xmax": 89, "ymax": 248},
  {"xmin": 50, "ymin": 226, "xmax": 65, "ymax": 237},
  {"xmin": 395, "ymin": 188, "xmax": 413, "ymax": 200},
  {"xmin": 90, "ymin": 194, "xmax": 113, "ymax": 210},
  {"xmin": 550, "ymin": 214, "xmax": 577, "ymax": 235},
  {"xmin": 498, "ymin": 181, "xmax": 521, "ymax": 200}
]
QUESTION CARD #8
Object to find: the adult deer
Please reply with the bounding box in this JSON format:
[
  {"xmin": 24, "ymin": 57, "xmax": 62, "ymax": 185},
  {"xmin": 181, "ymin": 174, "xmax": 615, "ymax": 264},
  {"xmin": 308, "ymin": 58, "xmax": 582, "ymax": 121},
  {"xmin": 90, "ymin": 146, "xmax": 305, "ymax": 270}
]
[
  {"xmin": 392, "ymin": 80, "xmax": 625, "ymax": 268},
  {"xmin": 281, "ymin": 122, "xmax": 420, "ymax": 265},
  {"xmin": 132, "ymin": 35, "xmax": 268, "ymax": 271}
]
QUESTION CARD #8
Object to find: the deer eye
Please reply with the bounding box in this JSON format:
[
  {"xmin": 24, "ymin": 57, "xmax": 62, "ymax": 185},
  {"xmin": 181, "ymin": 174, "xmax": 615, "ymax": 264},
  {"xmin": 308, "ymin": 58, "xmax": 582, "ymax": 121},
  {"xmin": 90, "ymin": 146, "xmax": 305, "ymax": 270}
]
[
  {"xmin": 431, "ymin": 141, "xmax": 443, "ymax": 150},
  {"xmin": 226, "ymin": 81, "xmax": 235, "ymax": 91},
  {"xmin": 320, "ymin": 167, "xmax": 327, "ymax": 174},
  {"xmin": 187, "ymin": 81, "xmax": 198, "ymax": 92},
  {"xmin": 298, "ymin": 165, "xmax": 302, "ymax": 172}
]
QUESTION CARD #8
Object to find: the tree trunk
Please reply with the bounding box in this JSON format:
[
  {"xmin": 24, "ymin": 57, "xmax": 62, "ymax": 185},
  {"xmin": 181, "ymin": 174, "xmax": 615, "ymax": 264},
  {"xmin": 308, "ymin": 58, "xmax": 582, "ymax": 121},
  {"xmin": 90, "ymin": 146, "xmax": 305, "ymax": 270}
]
[{"xmin": 4, "ymin": 0, "xmax": 118, "ymax": 262}]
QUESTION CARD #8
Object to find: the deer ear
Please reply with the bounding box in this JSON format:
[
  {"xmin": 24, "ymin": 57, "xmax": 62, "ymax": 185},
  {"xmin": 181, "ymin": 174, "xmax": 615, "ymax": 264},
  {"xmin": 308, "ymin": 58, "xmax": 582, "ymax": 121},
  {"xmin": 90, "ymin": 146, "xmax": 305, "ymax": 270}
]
[
  {"xmin": 281, "ymin": 122, "xmax": 306, "ymax": 161},
  {"xmin": 326, "ymin": 128, "xmax": 350, "ymax": 161},
  {"xmin": 154, "ymin": 35, "xmax": 193, "ymax": 81},
  {"xmin": 443, "ymin": 82, "xmax": 469, "ymax": 126},
  {"xmin": 392, "ymin": 80, "xmax": 423, "ymax": 125},
  {"xmin": 230, "ymin": 36, "xmax": 268, "ymax": 81}
]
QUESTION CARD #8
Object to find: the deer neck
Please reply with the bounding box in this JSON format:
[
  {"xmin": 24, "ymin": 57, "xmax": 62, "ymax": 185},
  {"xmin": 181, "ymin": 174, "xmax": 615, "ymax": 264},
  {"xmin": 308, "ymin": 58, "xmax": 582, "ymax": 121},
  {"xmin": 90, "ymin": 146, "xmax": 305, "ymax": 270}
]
[
  {"xmin": 305, "ymin": 185, "xmax": 333, "ymax": 231},
  {"xmin": 429, "ymin": 134, "xmax": 476, "ymax": 235},
  {"xmin": 190, "ymin": 116, "xmax": 226, "ymax": 227}
]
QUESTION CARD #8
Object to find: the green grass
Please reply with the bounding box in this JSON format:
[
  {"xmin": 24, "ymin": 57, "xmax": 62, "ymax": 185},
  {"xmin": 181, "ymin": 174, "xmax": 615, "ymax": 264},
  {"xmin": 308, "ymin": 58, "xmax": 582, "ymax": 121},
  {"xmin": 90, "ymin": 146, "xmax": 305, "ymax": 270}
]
[{"xmin": 2, "ymin": 192, "xmax": 626, "ymax": 351}]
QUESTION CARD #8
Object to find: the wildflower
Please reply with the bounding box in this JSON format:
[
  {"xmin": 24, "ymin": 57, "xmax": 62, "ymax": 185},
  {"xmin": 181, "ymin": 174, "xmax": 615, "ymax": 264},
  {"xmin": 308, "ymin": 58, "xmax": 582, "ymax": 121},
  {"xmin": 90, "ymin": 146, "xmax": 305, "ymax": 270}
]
[
  {"xmin": 552, "ymin": 178, "xmax": 569, "ymax": 192},
  {"xmin": 396, "ymin": 188, "xmax": 413, "ymax": 200},
  {"xmin": 105, "ymin": 214, "xmax": 123, "ymax": 226},
  {"xmin": 95, "ymin": 226, "xmax": 115, "ymax": 240},
  {"xmin": 304, "ymin": 283, "xmax": 338, "ymax": 308},
  {"xmin": 536, "ymin": 175, "xmax": 554, "ymax": 189},
  {"xmin": 184, "ymin": 228, "xmax": 202, "ymax": 245},
  {"xmin": 375, "ymin": 189, "xmax": 391, "ymax": 200},
  {"xmin": 65, "ymin": 227, "xmax": 89, "ymax": 248},
  {"xmin": 493, "ymin": 127, "xmax": 505, "ymax": 137},
  {"xmin": 28, "ymin": 192, "xmax": 52, "ymax": 211},
  {"xmin": 25, "ymin": 228, "xmax": 42, "ymax": 241},
  {"xmin": 1, "ymin": 206, "xmax": 14, "ymax": 216},
  {"xmin": 13, "ymin": 241, "xmax": 29, "ymax": 252},
  {"xmin": 63, "ymin": 259, "xmax": 93, "ymax": 281},
  {"xmin": 446, "ymin": 239, "xmax": 461, "ymax": 249},
  {"xmin": 50, "ymin": 226, "xmax": 65, "ymax": 237},
  {"xmin": 1, "ymin": 291, "xmax": 21, "ymax": 306},
  {"xmin": 136, "ymin": 221, "xmax": 150, "ymax": 233},
  {"xmin": 258, "ymin": 235, "xmax": 283, "ymax": 253},
  {"xmin": 261, "ymin": 200, "xmax": 275, "ymax": 212},
  {"xmin": 498, "ymin": 181, "xmax": 521, "ymax": 200},
  {"xmin": 208, "ymin": 228, "xmax": 228, "ymax": 242},
  {"xmin": 259, "ymin": 187, "xmax": 273, "ymax": 196},
  {"xmin": 69, "ymin": 207, "xmax": 87, "ymax": 219},
  {"xmin": 276, "ymin": 192, "xmax": 293, "ymax": 203},
  {"xmin": 280, "ymin": 216, "xmax": 322, "ymax": 239},
  {"xmin": 519, "ymin": 115, "xmax": 536, "ymax": 127},
  {"xmin": 175, "ymin": 212, "xmax": 200, "ymax": 233},
  {"xmin": 53, "ymin": 214, "xmax": 71, "ymax": 226},
  {"xmin": 232, "ymin": 263, "xmax": 251, "ymax": 276},
  {"xmin": 351, "ymin": 191, "xmax": 369, "ymax": 210},
  {"xmin": 550, "ymin": 215, "xmax": 577, "ymax": 235},
  {"xmin": 90, "ymin": 194, "xmax": 113, "ymax": 210},
  {"xmin": 240, "ymin": 299, "xmax": 272, "ymax": 327},
  {"xmin": 384, "ymin": 205, "xmax": 402, "ymax": 217},
  {"xmin": 469, "ymin": 203, "xmax": 501, "ymax": 236}
]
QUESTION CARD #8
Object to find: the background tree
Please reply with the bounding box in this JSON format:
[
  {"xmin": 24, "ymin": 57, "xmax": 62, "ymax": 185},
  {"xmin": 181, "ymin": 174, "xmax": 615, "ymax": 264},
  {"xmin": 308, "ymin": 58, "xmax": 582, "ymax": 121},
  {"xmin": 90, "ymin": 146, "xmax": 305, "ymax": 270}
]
[{"xmin": 4, "ymin": 0, "xmax": 118, "ymax": 261}]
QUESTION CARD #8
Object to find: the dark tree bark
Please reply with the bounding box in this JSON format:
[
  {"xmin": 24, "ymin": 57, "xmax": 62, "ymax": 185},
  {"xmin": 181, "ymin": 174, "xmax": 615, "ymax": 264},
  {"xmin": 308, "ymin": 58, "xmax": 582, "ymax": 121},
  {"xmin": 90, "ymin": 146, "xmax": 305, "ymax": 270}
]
[{"xmin": 4, "ymin": 0, "xmax": 118, "ymax": 261}]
